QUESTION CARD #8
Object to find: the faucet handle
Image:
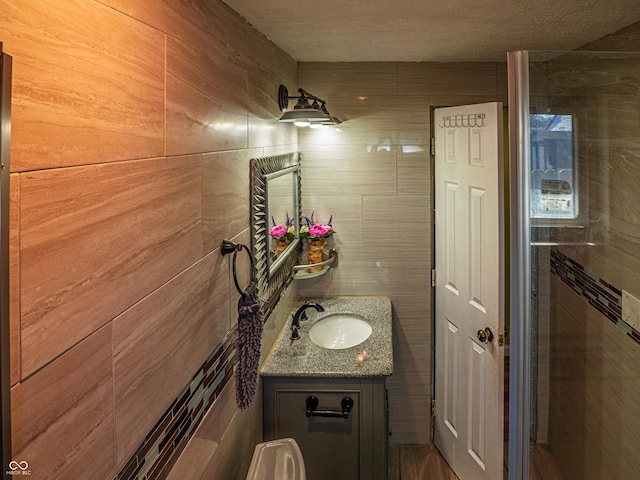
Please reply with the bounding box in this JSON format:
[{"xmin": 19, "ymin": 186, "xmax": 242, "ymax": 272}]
[{"xmin": 290, "ymin": 326, "xmax": 300, "ymax": 341}]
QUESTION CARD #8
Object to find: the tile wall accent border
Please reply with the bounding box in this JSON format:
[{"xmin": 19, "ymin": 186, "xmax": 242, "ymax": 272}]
[
  {"xmin": 550, "ymin": 248, "xmax": 640, "ymax": 345},
  {"xmin": 116, "ymin": 331, "xmax": 236, "ymax": 480}
]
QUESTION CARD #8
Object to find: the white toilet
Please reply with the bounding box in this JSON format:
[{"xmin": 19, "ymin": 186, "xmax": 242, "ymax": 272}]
[{"xmin": 245, "ymin": 438, "xmax": 306, "ymax": 480}]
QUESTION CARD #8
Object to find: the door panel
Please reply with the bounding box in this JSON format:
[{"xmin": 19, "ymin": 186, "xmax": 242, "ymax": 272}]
[
  {"xmin": 468, "ymin": 340, "xmax": 486, "ymax": 469},
  {"xmin": 443, "ymin": 319, "xmax": 459, "ymax": 438},
  {"xmin": 444, "ymin": 181, "xmax": 459, "ymax": 294},
  {"xmin": 469, "ymin": 186, "xmax": 486, "ymax": 313},
  {"xmin": 434, "ymin": 102, "xmax": 504, "ymax": 480}
]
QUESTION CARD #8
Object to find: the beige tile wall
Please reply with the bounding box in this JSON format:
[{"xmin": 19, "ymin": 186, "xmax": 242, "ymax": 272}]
[
  {"xmin": 2, "ymin": 0, "xmax": 297, "ymax": 478},
  {"xmin": 11, "ymin": 324, "xmax": 115, "ymax": 479},
  {"xmin": 20, "ymin": 157, "xmax": 203, "ymax": 377},
  {"xmin": 166, "ymin": 283, "xmax": 298, "ymax": 480},
  {"xmin": 5, "ymin": 0, "xmax": 165, "ymax": 172},
  {"xmin": 297, "ymin": 62, "xmax": 507, "ymax": 443},
  {"xmin": 577, "ymin": 21, "xmax": 640, "ymax": 52},
  {"xmin": 548, "ymin": 279, "xmax": 640, "ymax": 480},
  {"xmin": 112, "ymin": 251, "xmax": 231, "ymax": 466}
]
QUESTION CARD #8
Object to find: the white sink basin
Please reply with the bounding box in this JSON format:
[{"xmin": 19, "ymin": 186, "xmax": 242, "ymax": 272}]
[{"xmin": 308, "ymin": 314, "xmax": 372, "ymax": 349}]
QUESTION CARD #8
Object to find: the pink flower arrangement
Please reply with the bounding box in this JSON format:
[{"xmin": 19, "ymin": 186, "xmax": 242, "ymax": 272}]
[
  {"xmin": 269, "ymin": 213, "xmax": 294, "ymax": 241},
  {"xmin": 308, "ymin": 223, "xmax": 333, "ymax": 238},
  {"xmin": 300, "ymin": 212, "xmax": 335, "ymax": 240},
  {"xmin": 269, "ymin": 224, "xmax": 288, "ymax": 239}
]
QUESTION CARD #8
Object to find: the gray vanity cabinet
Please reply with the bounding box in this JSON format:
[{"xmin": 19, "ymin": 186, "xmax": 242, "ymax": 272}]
[{"xmin": 263, "ymin": 376, "xmax": 388, "ymax": 480}]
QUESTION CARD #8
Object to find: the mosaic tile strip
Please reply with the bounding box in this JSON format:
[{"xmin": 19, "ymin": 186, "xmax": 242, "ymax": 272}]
[
  {"xmin": 115, "ymin": 331, "xmax": 236, "ymax": 480},
  {"xmin": 550, "ymin": 248, "xmax": 640, "ymax": 345}
]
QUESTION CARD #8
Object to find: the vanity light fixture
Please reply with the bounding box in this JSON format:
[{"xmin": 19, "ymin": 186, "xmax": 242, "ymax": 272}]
[{"xmin": 278, "ymin": 84, "xmax": 341, "ymax": 127}]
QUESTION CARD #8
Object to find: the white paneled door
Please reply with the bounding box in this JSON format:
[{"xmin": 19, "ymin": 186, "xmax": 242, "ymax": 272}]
[{"xmin": 434, "ymin": 103, "xmax": 505, "ymax": 480}]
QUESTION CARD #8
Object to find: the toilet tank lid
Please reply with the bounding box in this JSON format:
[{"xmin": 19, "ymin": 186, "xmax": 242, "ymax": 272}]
[{"xmin": 245, "ymin": 438, "xmax": 306, "ymax": 480}]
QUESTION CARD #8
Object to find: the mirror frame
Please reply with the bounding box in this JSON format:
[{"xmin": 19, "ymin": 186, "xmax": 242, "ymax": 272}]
[
  {"xmin": 250, "ymin": 152, "xmax": 302, "ymax": 307},
  {"xmin": 264, "ymin": 165, "xmax": 300, "ymax": 276}
]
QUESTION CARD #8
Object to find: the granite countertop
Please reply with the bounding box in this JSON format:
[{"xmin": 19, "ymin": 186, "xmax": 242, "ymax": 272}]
[{"xmin": 260, "ymin": 296, "xmax": 393, "ymax": 378}]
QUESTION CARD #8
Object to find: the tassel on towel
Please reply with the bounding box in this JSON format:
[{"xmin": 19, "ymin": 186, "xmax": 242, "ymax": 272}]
[{"xmin": 235, "ymin": 281, "xmax": 264, "ymax": 410}]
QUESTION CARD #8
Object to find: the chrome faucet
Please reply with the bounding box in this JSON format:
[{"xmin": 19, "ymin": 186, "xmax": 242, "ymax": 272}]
[{"xmin": 290, "ymin": 302, "xmax": 325, "ymax": 341}]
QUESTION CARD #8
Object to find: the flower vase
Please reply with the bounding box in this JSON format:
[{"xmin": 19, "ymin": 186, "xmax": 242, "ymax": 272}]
[
  {"xmin": 308, "ymin": 238, "xmax": 326, "ymax": 272},
  {"xmin": 274, "ymin": 239, "xmax": 290, "ymax": 258}
]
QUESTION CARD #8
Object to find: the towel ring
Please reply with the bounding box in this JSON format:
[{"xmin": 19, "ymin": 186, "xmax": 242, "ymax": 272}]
[{"xmin": 221, "ymin": 240, "xmax": 255, "ymax": 295}]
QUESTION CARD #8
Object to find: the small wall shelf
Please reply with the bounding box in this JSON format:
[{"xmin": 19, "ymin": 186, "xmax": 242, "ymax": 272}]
[{"xmin": 293, "ymin": 248, "xmax": 338, "ymax": 280}]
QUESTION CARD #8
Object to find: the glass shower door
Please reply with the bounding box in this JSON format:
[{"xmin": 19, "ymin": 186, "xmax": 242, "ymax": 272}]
[{"xmin": 508, "ymin": 50, "xmax": 640, "ymax": 480}]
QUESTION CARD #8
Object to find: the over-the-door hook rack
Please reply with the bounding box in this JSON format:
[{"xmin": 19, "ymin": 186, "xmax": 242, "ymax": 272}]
[
  {"xmin": 439, "ymin": 113, "xmax": 486, "ymax": 129},
  {"xmin": 221, "ymin": 239, "xmax": 255, "ymax": 295}
]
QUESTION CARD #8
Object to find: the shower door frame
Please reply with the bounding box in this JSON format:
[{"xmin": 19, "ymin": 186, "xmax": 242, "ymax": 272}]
[
  {"xmin": 507, "ymin": 50, "xmax": 532, "ymax": 480},
  {"xmin": 0, "ymin": 43, "xmax": 12, "ymax": 476}
]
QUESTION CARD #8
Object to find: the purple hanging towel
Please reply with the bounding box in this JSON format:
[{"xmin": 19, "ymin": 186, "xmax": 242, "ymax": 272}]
[{"xmin": 235, "ymin": 280, "xmax": 264, "ymax": 410}]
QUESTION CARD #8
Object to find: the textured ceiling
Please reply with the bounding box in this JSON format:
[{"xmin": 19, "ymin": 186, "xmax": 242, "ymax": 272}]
[{"xmin": 222, "ymin": 0, "xmax": 640, "ymax": 62}]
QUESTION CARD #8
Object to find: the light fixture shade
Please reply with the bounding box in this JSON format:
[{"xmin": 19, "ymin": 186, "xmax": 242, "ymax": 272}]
[
  {"xmin": 322, "ymin": 116, "xmax": 342, "ymax": 125},
  {"xmin": 279, "ymin": 108, "xmax": 329, "ymax": 123}
]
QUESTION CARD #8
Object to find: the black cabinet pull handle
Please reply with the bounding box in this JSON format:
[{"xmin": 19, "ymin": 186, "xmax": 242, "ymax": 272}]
[{"xmin": 305, "ymin": 396, "xmax": 354, "ymax": 418}]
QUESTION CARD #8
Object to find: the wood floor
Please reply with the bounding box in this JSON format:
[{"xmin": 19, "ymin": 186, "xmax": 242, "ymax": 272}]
[
  {"xmin": 389, "ymin": 443, "xmax": 565, "ymax": 480},
  {"xmin": 389, "ymin": 356, "xmax": 565, "ymax": 479},
  {"xmin": 388, "ymin": 356, "xmax": 507, "ymax": 479},
  {"xmin": 389, "ymin": 444, "xmax": 458, "ymax": 480},
  {"xmin": 529, "ymin": 444, "xmax": 565, "ymax": 480}
]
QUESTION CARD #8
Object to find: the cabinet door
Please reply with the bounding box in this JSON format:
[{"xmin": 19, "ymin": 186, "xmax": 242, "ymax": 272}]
[{"xmin": 271, "ymin": 388, "xmax": 361, "ymax": 480}]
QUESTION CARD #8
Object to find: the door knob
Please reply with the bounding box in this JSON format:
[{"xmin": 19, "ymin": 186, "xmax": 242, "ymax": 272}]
[{"xmin": 477, "ymin": 327, "xmax": 494, "ymax": 344}]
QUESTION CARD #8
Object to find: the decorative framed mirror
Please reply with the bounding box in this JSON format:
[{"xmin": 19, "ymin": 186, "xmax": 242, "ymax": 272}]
[{"xmin": 250, "ymin": 152, "xmax": 302, "ymax": 310}]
